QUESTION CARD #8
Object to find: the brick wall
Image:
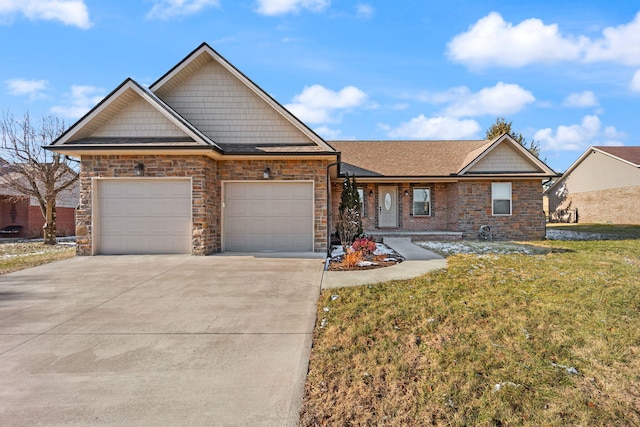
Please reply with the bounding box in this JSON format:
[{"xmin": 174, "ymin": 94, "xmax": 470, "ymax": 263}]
[
  {"xmin": 218, "ymin": 159, "xmax": 329, "ymax": 252},
  {"xmin": 77, "ymin": 155, "xmax": 218, "ymax": 256},
  {"xmin": 457, "ymin": 180, "xmax": 545, "ymax": 240},
  {"xmin": 0, "ymin": 197, "xmax": 75, "ymax": 238},
  {"xmin": 331, "ymin": 181, "xmax": 459, "ymax": 235},
  {"xmin": 76, "ymin": 155, "xmax": 329, "ymax": 255},
  {"xmin": 563, "ymin": 186, "xmax": 640, "ymax": 224}
]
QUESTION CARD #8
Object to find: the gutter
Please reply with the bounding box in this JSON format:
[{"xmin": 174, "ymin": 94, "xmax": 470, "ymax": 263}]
[{"xmin": 325, "ymin": 157, "xmax": 340, "ymax": 258}]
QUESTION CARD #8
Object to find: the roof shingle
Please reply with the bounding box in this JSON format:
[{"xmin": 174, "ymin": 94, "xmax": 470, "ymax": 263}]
[
  {"xmin": 595, "ymin": 146, "xmax": 640, "ymax": 166},
  {"xmin": 330, "ymin": 140, "xmax": 492, "ymax": 176}
]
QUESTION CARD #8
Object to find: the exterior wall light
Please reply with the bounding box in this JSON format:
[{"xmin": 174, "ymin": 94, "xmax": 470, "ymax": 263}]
[
  {"xmin": 134, "ymin": 163, "xmax": 145, "ymax": 177},
  {"xmin": 263, "ymin": 167, "xmax": 271, "ymax": 179}
]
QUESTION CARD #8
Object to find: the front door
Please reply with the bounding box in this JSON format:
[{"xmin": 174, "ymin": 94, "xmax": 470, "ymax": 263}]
[{"xmin": 378, "ymin": 186, "xmax": 398, "ymax": 227}]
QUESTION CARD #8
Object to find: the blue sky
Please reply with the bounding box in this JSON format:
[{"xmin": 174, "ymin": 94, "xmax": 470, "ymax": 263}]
[{"xmin": 1, "ymin": 0, "xmax": 639, "ymax": 172}]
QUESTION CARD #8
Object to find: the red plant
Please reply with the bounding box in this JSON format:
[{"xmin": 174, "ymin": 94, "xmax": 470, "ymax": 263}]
[{"xmin": 352, "ymin": 237, "xmax": 377, "ymax": 255}]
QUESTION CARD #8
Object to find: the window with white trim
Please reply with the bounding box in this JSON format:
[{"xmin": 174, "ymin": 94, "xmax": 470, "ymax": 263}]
[
  {"xmin": 412, "ymin": 188, "xmax": 431, "ymax": 216},
  {"xmin": 357, "ymin": 188, "xmax": 364, "ymax": 216},
  {"xmin": 492, "ymin": 182, "xmax": 512, "ymax": 215}
]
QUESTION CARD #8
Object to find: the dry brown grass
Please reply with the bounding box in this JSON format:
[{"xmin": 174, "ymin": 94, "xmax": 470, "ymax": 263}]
[
  {"xmin": 301, "ymin": 239, "xmax": 640, "ymax": 426},
  {"xmin": 0, "ymin": 241, "xmax": 75, "ymax": 274}
]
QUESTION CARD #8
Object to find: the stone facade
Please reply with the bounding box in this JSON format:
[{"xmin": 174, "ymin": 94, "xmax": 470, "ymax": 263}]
[
  {"xmin": 331, "ymin": 179, "xmax": 545, "ymax": 241},
  {"xmin": 76, "ymin": 155, "xmax": 329, "ymax": 255},
  {"xmin": 457, "ymin": 180, "xmax": 545, "ymax": 240}
]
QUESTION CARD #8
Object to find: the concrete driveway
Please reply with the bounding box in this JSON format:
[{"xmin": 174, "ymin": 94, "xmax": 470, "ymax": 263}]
[{"xmin": 0, "ymin": 254, "xmax": 325, "ymax": 426}]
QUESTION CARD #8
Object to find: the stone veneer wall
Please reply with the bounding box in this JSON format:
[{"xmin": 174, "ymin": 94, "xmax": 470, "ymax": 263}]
[
  {"xmin": 76, "ymin": 155, "xmax": 218, "ymax": 256},
  {"xmin": 217, "ymin": 159, "xmax": 329, "ymax": 253},
  {"xmin": 456, "ymin": 180, "xmax": 545, "ymax": 240}
]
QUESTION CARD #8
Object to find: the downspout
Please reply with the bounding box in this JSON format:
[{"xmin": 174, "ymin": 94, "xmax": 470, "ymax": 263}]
[{"xmin": 326, "ymin": 156, "xmax": 340, "ymax": 257}]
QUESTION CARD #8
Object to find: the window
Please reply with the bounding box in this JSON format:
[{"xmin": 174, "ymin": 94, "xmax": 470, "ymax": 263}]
[
  {"xmin": 357, "ymin": 188, "xmax": 365, "ymax": 216},
  {"xmin": 412, "ymin": 188, "xmax": 431, "ymax": 216},
  {"xmin": 492, "ymin": 182, "xmax": 512, "ymax": 215}
]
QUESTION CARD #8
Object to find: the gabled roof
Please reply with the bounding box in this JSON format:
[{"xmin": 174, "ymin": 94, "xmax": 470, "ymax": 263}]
[
  {"xmin": 150, "ymin": 42, "xmax": 335, "ymax": 153},
  {"xmin": 594, "ymin": 146, "xmax": 640, "ymax": 167},
  {"xmin": 51, "ymin": 78, "xmax": 221, "ymax": 151},
  {"xmin": 545, "ymin": 145, "xmax": 640, "ymax": 194},
  {"xmin": 331, "ymin": 134, "xmax": 557, "ymax": 179}
]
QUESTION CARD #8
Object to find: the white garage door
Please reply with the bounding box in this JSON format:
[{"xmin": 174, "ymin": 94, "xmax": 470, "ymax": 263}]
[
  {"xmin": 96, "ymin": 179, "xmax": 192, "ymax": 254},
  {"xmin": 224, "ymin": 182, "xmax": 313, "ymax": 252}
]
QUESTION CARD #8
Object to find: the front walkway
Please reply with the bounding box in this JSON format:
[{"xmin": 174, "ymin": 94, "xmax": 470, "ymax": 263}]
[{"xmin": 322, "ymin": 237, "xmax": 447, "ymax": 289}]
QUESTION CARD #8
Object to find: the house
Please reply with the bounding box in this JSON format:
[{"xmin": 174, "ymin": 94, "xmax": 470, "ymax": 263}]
[
  {"xmin": 545, "ymin": 146, "xmax": 640, "ymax": 224},
  {"xmin": 0, "ymin": 165, "xmax": 77, "ymax": 238},
  {"xmin": 47, "ymin": 43, "xmax": 557, "ymax": 255}
]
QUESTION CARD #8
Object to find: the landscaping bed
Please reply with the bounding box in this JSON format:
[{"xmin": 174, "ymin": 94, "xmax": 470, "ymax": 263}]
[{"xmin": 327, "ymin": 239, "xmax": 404, "ymax": 271}]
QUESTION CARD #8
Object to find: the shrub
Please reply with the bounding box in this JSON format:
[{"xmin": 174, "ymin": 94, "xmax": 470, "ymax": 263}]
[
  {"xmin": 352, "ymin": 237, "xmax": 376, "ymax": 255},
  {"xmin": 341, "ymin": 248, "xmax": 363, "ymax": 268}
]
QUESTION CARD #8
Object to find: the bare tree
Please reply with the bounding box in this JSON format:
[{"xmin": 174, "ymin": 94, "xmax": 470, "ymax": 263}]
[{"xmin": 0, "ymin": 112, "xmax": 78, "ymax": 244}]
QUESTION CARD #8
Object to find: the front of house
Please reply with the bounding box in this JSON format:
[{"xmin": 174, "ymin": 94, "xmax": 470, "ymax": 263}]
[{"xmin": 48, "ymin": 43, "xmax": 557, "ymax": 256}]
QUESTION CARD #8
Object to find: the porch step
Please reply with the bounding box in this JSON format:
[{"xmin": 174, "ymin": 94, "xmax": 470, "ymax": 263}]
[{"xmin": 365, "ymin": 230, "xmax": 463, "ymax": 242}]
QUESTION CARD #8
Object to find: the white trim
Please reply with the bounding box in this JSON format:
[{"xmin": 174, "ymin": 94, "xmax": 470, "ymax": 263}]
[
  {"xmin": 91, "ymin": 177, "xmax": 193, "ymax": 255},
  {"xmin": 491, "ymin": 182, "xmax": 512, "ymax": 216},
  {"xmin": 221, "ymin": 180, "xmax": 315, "ymax": 252},
  {"xmin": 150, "ymin": 44, "xmax": 335, "ymax": 153},
  {"xmin": 412, "ymin": 187, "xmax": 431, "ymax": 217},
  {"xmin": 459, "ymin": 134, "xmax": 556, "ymax": 176}
]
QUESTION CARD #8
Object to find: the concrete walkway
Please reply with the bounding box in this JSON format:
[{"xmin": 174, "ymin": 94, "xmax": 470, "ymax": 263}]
[
  {"xmin": 0, "ymin": 254, "xmax": 324, "ymax": 427},
  {"xmin": 322, "ymin": 237, "xmax": 447, "ymax": 289}
]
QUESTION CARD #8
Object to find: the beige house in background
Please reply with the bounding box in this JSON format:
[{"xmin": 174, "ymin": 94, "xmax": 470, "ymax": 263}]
[{"xmin": 545, "ymin": 146, "xmax": 640, "ymax": 224}]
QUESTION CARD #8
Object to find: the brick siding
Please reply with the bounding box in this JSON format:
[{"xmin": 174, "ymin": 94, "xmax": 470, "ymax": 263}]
[
  {"xmin": 561, "ymin": 186, "xmax": 640, "ymax": 225},
  {"xmin": 331, "ymin": 179, "xmax": 545, "ymax": 241}
]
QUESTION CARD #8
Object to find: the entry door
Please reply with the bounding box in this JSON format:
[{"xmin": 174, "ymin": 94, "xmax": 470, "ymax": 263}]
[{"xmin": 378, "ymin": 186, "xmax": 398, "ymax": 227}]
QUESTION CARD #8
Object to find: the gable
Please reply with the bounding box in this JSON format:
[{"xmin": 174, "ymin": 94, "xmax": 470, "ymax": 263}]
[
  {"xmin": 465, "ymin": 142, "xmax": 540, "ymax": 173},
  {"xmin": 561, "ymin": 150, "xmax": 640, "ymax": 193},
  {"xmin": 93, "ymin": 93, "xmax": 189, "ymax": 139},
  {"xmin": 154, "ymin": 55, "xmax": 316, "ymax": 147}
]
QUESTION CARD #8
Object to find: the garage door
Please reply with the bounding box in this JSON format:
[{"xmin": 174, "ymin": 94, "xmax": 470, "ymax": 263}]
[
  {"xmin": 224, "ymin": 182, "xmax": 313, "ymax": 252},
  {"xmin": 96, "ymin": 179, "xmax": 192, "ymax": 254}
]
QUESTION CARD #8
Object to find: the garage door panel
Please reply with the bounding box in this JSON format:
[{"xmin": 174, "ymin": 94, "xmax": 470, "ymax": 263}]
[
  {"xmin": 224, "ymin": 182, "xmax": 313, "ymax": 252},
  {"xmin": 97, "ymin": 179, "xmax": 191, "ymax": 255}
]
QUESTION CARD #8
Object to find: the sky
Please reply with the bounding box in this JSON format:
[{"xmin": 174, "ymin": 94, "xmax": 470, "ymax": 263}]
[{"xmin": 1, "ymin": 1, "xmax": 640, "ymax": 172}]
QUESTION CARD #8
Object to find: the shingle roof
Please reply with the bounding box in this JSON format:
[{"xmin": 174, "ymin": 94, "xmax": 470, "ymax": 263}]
[
  {"xmin": 330, "ymin": 140, "xmax": 492, "ymax": 177},
  {"xmin": 595, "ymin": 146, "xmax": 640, "ymax": 166}
]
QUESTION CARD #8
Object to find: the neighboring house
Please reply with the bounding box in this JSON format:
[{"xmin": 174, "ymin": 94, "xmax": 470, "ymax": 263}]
[
  {"xmin": 0, "ymin": 169, "xmax": 77, "ymax": 238},
  {"xmin": 545, "ymin": 146, "xmax": 640, "ymax": 225},
  {"xmin": 47, "ymin": 43, "xmax": 557, "ymax": 255}
]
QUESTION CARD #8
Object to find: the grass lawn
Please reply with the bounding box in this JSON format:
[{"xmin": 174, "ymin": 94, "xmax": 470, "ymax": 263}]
[
  {"xmin": 0, "ymin": 240, "xmax": 75, "ymax": 275},
  {"xmin": 547, "ymin": 223, "xmax": 640, "ymax": 239},
  {"xmin": 301, "ymin": 238, "xmax": 640, "ymax": 426}
]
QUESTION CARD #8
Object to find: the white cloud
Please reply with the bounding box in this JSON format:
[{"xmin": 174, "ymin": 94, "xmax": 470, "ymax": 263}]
[
  {"xmin": 441, "ymin": 82, "xmax": 535, "ymax": 117},
  {"xmin": 447, "ymin": 12, "xmax": 640, "ymax": 68},
  {"xmin": 51, "ymin": 85, "xmax": 105, "ymax": 119},
  {"xmin": 630, "ymin": 70, "xmax": 640, "ymax": 92},
  {"xmin": 5, "ymin": 78, "xmax": 48, "ymax": 99},
  {"xmin": 0, "ymin": 0, "xmax": 91, "ymax": 28},
  {"xmin": 563, "ymin": 91, "xmax": 598, "ymax": 107},
  {"xmin": 356, "ymin": 3, "xmax": 373, "ymax": 19},
  {"xmin": 447, "ymin": 12, "xmax": 585, "ymax": 67},
  {"xmin": 314, "ymin": 126, "xmax": 349, "ymax": 140},
  {"xmin": 285, "ymin": 84, "xmax": 367, "ymax": 124},
  {"xmin": 584, "ymin": 12, "xmax": 640, "ymax": 65},
  {"xmin": 255, "ymin": 0, "xmax": 329, "ymax": 16},
  {"xmin": 147, "ymin": 0, "xmax": 220, "ymax": 20},
  {"xmin": 533, "ymin": 115, "xmax": 625, "ymax": 151},
  {"xmin": 387, "ymin": 115, "xmax": 481, "ymax": 139}
]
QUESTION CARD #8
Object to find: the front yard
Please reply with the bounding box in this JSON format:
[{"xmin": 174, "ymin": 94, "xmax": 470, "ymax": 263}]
[
  {"xmin": 301, "ymin": 228, "xmax": 640, "ymax": 425},
  {"xmin": 0, "ymin": 239, "xmax": 75, "ymax": 275}
]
